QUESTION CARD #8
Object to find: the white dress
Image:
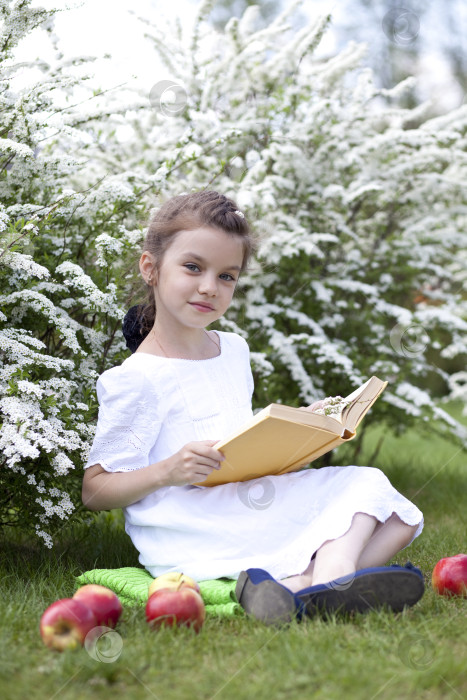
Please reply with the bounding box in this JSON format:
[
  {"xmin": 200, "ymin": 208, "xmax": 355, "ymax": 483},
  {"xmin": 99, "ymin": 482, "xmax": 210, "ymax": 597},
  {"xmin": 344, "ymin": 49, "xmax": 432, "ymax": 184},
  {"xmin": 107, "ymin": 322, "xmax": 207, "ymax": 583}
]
[{"xmin": 85, "ymin": 331, "xmax": 423, "ymax": 581}]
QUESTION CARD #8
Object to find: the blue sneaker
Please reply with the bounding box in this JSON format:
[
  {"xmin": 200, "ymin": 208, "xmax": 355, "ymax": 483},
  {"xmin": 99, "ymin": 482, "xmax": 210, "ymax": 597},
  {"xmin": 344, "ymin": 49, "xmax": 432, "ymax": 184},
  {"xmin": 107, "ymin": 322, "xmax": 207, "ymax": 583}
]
[
  {"xmin": 235, "ymin": 568, "xmax": 306, "ymax": 625},
  {"xmin": 296, "ymin": 562, "xmax": 425, "ymax": 616}
]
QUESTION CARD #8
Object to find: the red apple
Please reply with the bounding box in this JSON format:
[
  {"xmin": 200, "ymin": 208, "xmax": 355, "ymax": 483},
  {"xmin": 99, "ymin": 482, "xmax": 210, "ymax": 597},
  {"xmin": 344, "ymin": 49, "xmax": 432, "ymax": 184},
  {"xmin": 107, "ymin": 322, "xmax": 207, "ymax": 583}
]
[
  {"xmin": 40, "ymin": 598, "xmax": 96, "ymax": 652},
  {"xmin": 148, "ymin": 572, "xmax": 201, "ymax": 598},
  {"xmin": 145, "ymin": 586, "xmax": 205, "ymax": 633},
  {"xmin": 432, "ymin": 553, "xmax": 467, "ymax": 596},
  {"xmin": 73, "ymin": 584, "xmax": 122, "ymax": 628}
]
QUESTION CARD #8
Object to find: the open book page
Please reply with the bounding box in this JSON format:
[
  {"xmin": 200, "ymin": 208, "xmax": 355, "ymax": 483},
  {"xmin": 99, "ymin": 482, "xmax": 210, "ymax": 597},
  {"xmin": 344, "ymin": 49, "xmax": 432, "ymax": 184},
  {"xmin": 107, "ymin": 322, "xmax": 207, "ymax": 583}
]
[
  {"xmin": 297, "ymin": 377, "xmax": 387, "ymax": 434},
  {"xmin": 343, "ymin": 377, "xmax": 373, "ymax": 404},
  {"xmin": 340, "ymin": 376, "xmax": 388, "ymax": 432}
]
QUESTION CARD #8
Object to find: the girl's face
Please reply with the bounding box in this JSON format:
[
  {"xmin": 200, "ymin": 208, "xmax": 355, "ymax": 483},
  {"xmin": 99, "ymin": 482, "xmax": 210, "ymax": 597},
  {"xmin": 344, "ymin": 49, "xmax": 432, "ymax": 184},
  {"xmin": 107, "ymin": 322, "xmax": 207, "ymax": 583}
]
[{"xmin": 145, "ymin": 226, "xmax": 244, "ymax": 331}]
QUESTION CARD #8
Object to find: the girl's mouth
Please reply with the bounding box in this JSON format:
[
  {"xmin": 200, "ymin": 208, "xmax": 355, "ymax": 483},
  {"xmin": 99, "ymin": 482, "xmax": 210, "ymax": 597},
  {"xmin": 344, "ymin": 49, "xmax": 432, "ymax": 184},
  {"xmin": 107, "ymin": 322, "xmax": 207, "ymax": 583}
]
[{"xmin": 190, "ymin": 302, "xmax": 214, "ymax": 312}]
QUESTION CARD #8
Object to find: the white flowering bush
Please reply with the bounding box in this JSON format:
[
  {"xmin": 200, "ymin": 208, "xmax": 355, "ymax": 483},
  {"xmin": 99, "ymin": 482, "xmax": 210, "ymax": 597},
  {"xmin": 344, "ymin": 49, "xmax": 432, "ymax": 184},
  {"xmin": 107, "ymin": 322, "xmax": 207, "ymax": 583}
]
[
  {"xmin": 1, "ymin": 0, "xmax": 466, "ymax": 546},
  {"xmin": 133, "ymin": 0, "xmax": 467, "ymax": 455},
  {"xmin": 0, "ymin": 0, "xmax": 147, "ymax": 543}
]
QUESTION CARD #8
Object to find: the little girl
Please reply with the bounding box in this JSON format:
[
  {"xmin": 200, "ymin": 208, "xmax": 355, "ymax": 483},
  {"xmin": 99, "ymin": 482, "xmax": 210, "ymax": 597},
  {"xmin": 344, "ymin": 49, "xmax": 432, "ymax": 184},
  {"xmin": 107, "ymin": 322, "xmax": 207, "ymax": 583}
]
[{"xmin": 82, "ymin": 190, "xmax": 424, "ymax": 625}]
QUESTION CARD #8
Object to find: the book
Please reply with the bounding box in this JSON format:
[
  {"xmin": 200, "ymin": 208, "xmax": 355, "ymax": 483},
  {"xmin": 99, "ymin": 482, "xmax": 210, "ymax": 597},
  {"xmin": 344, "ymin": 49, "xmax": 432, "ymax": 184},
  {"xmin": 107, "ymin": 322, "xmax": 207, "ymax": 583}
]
[{"xmin": 195, "ymin": 376, "xmax": 388, "ymax": 487}]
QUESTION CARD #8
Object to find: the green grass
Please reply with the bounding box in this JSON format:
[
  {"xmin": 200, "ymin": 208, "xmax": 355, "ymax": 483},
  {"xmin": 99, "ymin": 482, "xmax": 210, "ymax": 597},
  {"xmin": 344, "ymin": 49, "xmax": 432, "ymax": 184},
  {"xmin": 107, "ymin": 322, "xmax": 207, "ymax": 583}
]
[{"xmin": 1, "ymin": 402, "xmax": 466, "ymax": 700}]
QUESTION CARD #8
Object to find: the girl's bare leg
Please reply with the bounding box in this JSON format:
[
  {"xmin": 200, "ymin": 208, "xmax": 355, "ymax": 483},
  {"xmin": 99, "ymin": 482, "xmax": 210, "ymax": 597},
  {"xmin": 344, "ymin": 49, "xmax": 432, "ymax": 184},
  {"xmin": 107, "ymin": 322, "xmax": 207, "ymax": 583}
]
[
  {"xmin": 353, "ymin": 512, "xmax": 419, "ymax": 569},
  {"xmin": 280, "ymin": 512, "xmax": 377, "ymax": 592},
  {"xmin": 280, "ymin": 512, "xmax": 419, "ymax": 593},
  {"xmin": 311, "ymin": 512, "xmax": 377, "ymax": 585}
]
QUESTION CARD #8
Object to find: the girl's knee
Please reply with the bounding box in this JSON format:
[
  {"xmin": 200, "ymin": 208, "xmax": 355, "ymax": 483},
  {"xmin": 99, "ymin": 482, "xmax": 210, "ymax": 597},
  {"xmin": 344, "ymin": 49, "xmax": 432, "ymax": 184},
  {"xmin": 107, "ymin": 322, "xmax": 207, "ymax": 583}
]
[
  {"xmin": 388, "ymin": 514, "xmax": 419, "ymax": 547},
  {"xmin": 404, "ymin": 521, "xmax": 420, "ymax": 543}
]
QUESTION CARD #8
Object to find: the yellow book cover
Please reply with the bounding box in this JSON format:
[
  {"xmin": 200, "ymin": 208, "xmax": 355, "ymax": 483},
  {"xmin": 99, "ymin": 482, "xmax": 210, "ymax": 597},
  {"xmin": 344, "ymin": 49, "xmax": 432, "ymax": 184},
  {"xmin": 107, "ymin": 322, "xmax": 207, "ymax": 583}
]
[{"xmin": 196, "ymin": 376, "xmax": 387, "ymax": 487}]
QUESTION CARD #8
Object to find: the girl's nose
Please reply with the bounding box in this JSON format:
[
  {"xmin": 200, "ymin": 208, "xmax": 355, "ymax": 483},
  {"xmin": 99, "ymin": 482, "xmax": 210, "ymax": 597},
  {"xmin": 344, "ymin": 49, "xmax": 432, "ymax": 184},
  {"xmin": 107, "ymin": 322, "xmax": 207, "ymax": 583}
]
[{"xmin": 198, "ymin": 274, "xmax": 217, "ymax": 295}]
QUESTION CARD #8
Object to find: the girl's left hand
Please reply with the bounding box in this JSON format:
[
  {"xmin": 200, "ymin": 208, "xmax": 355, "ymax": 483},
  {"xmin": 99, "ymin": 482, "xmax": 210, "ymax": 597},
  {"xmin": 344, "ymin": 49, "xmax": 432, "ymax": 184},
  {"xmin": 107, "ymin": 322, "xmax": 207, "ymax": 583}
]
[{"xmin": 299, "ymin": 400, "xmax": 325, "ymax": 413}]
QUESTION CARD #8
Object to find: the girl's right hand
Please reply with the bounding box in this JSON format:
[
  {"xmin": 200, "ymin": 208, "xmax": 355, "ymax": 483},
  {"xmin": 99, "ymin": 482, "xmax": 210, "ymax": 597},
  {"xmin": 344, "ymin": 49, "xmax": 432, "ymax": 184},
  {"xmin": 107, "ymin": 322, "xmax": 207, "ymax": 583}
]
[{"xmin": 165, "ymin": 440, "xmax": 225, "ymax": 486}]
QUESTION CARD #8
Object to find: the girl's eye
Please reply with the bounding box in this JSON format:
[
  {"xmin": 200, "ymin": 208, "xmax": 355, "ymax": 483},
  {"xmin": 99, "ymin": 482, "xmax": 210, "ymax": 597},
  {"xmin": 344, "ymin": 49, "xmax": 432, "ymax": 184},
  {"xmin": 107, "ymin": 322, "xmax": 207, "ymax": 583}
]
[
  {"xmin": 220, "ymin": 273, "xmax": 236, "ymax": 282},
  {"xmin": 184, "ymin": 264, "xmax": 236, "ymax": 282}
]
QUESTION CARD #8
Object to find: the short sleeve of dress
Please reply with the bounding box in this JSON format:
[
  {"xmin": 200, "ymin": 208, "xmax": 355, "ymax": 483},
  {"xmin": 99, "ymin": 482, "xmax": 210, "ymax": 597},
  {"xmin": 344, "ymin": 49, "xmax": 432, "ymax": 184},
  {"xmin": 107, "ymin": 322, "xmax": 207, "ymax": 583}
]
[{"xmin": 84, "ymin": 362, "xmax": 162, "ymax": 473}]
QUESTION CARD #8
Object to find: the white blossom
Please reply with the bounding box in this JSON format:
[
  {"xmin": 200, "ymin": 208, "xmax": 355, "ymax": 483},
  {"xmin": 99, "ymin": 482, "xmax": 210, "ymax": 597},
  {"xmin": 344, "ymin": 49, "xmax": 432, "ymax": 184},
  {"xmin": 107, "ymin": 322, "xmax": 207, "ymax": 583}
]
[{"xmin": 1, "ymin": 252, "xmax": 50, "ymax": 280}]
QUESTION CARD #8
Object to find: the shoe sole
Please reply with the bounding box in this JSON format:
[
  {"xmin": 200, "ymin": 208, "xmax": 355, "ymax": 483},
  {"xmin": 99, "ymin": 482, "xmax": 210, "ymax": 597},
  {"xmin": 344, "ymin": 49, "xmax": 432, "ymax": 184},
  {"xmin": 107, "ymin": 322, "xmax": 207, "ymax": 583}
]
[
  {"xmin": 235, "ymin": 571, "xmax": 298, "ymax": 625},
  {"xmin": 299, "ymin": 570, "xmax": 425, "ymax": 616}
]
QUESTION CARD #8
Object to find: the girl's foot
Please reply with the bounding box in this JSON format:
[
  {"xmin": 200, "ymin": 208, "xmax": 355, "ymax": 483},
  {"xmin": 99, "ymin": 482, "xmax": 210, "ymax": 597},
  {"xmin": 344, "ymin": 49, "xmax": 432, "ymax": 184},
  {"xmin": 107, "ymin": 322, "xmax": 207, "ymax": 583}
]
[
  {"xmin": 235, "ymin": 569, "xmax": 306, "ymax": 625},
  {"xmin": 278, "ymin": 573, "xmax": 314, "ymax": 593},
  {"xmin": 297, "ymin": 562, "xmax": 425, "ymax": 617}
]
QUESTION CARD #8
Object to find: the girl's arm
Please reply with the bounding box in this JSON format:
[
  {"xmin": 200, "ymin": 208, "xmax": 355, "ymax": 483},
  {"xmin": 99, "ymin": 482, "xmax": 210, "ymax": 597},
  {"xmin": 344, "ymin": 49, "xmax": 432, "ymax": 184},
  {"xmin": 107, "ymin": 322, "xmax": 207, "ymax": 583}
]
[{"xmin": 82, "ymin": 440, "xmax": 225, "ymax": 511}]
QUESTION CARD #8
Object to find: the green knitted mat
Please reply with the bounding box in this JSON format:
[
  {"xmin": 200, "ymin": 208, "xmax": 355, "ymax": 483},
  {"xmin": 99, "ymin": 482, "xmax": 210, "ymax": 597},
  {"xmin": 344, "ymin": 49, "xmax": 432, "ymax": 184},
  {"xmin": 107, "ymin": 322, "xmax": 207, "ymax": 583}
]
[{"xmin": 75, "ymin": 567, "xmax": 244, "ymax": 618}]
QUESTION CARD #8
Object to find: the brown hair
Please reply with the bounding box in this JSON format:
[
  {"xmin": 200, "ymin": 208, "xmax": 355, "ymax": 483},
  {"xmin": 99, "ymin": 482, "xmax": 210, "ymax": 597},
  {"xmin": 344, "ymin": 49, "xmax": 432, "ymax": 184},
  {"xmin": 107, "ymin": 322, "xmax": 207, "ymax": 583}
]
[{"xmin": 138, "ymin": 190, "xmax": 256, "ymax": 335}]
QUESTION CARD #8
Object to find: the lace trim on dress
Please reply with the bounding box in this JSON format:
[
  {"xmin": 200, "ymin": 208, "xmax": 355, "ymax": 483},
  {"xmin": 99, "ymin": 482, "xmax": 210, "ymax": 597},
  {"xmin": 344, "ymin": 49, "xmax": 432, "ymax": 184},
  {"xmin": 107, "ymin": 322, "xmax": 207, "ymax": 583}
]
[
  {"xmin": 102, "ymin": 463, "xmax": 148, "ymax": 473},
  {"xmin": 89, "ymin": 427, "xmax": 148, "ymax": 471}
]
